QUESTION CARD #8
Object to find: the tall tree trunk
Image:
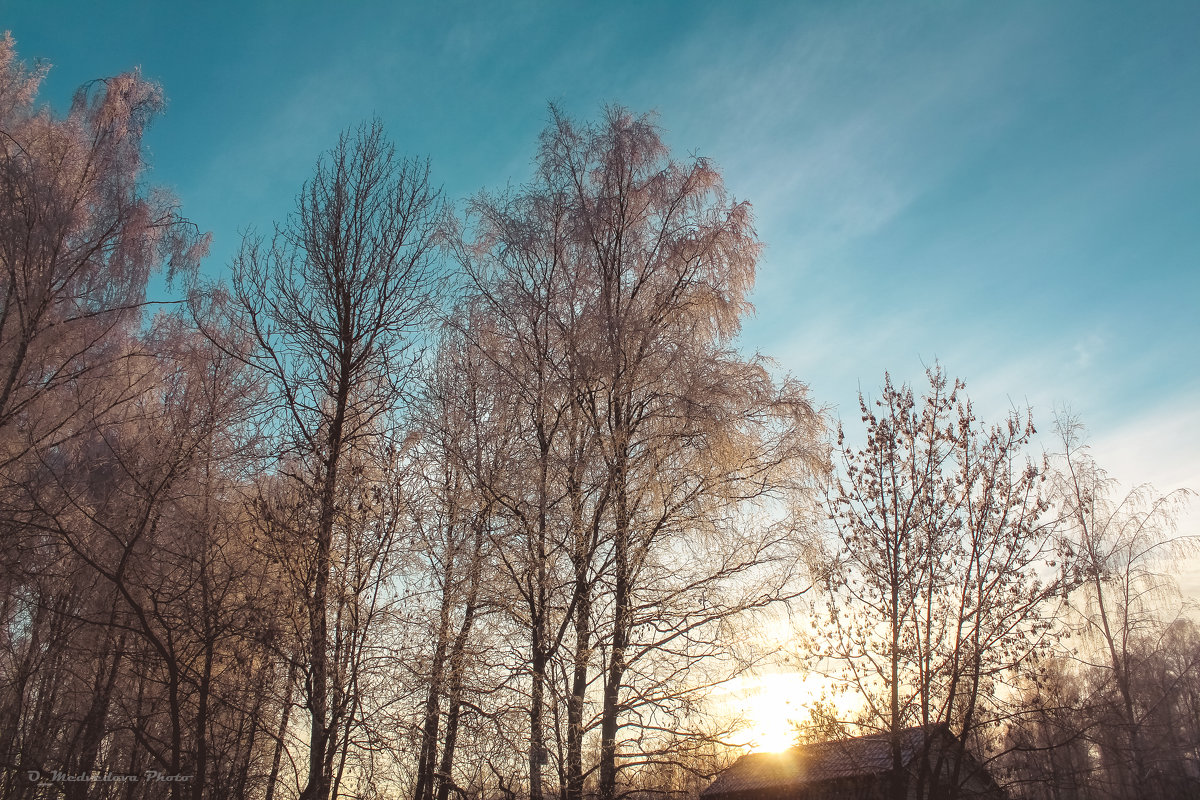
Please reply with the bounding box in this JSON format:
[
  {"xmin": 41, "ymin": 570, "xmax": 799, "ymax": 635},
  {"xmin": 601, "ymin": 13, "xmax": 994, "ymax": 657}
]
[
  {"xmin": 566, "ymin": 583, "xmax": 592, "ymax": 800},
  {"xmin": 265, "ymin": 661, "xmax": 298, "ymax": 800},
  {"xmin": 191, "ymin": 637, "xmax": 214, "ymax": 800},
  {"xmin": 599, "ymin": 464, "xmax": 630, "ymax": 800},
  {"xmin": 1092, "ymin": 572, "xmax": 1148, "ymax": 796},
  {"xmin": 527, "ymin": 438, "xmax": 554, "ymax": 800},
  {"xmin": 565, "ymin": 458, "xmax": 598, "ymax": 800},
  {"xmin": 435, "ymin": 523, "xmax": 484, "ymax": 800},
  {"xmin": 435, "ymin": 608, "xmax": 475, "ymax": 800},
  {"xmin": 300, "ymin": 400, "xmax": 347, "ymax": 800},
  {"xmin": 530, "ymin": 633, "xmax": 547, "ymax": 800},
  {"xmin": 69, "ymin": 628, "xmax": 127, "ymax": 800},
  {"xmin": 415, "ymin": 605, "xmax": 451, "ymax": 800},
  {"xmin": 890, "ymin": 568, "xmax": 904, "ymax": 800},
  {"xmin": 234, "ymin": 663, "xmax": 271, "ymax": 800}
]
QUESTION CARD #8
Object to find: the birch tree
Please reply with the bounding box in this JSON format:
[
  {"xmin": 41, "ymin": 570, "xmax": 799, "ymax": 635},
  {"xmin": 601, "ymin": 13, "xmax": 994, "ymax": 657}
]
[
  {"xmin": 406, "ymin": 327, "xmax": 511, "ymax": 800},
  {"xmin": 537, "ymin": 107, "xmax": 822, "ymax": 800},
  {"xmin": 458, "ymin": 106, "xmax": 823, "ymax": 800},
  {"xmin": 0, "ymin": 35, "xmax": 215, "ymax": 800},
  {"xmin": 455, "ymin": 175, "xmax": 592, "ymax": 800},
  {"xmin": 1043, "ymin": 418, "xmax": 1196, "ymax": 799},
  {"xmin": 0, "ymin": 34, "xmax": 205, "ymax": 457}
]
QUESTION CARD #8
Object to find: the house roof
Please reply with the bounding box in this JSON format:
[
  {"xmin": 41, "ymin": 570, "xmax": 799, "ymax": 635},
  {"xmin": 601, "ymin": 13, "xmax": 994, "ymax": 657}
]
[{"xmin": 702, "ymin": 725, "xmax": 949, "ymax": 798}]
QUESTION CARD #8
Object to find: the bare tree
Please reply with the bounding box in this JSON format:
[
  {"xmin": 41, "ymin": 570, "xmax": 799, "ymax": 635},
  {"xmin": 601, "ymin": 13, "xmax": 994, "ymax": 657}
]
[
  {"xmin": 212, "ymin": 119, "xmax": 443, "ymax": 800},
  {"xmin": 402, "ymin": 327, "xmax": 513, "ymax": 800},
  {"xmin": 1036, "ymin": 418, "xmax": 1197, "ymax": 799},
  {"xmin": 455, "ymin": 181, "xmax": 591, "ymax": 800},
  {"xmin": 0, "ymin": 310, "xmax": 280, "ymax": 800},
  {"xmin": 1003, "ymin": 619, "xmax": 1200, "ymax": 800}
]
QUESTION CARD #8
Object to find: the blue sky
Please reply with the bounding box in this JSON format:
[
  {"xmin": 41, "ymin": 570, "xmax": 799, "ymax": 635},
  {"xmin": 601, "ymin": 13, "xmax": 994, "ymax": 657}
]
[{"xmin": 5, "ymin": 0, "xmax": 1198, "ymax": 572}]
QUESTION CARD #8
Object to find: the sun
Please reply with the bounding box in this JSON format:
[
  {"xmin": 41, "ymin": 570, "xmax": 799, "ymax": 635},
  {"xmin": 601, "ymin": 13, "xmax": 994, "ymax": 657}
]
[{"xmin": 738, "ymin": 672, "xmax": 817, "ymax": 752}]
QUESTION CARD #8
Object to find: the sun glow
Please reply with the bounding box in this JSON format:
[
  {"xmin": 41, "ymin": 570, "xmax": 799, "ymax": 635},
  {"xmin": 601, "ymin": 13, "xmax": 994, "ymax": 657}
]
[{"xmin": 735, "ymin": 672, "xmax": 820, "ymax": 752}]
